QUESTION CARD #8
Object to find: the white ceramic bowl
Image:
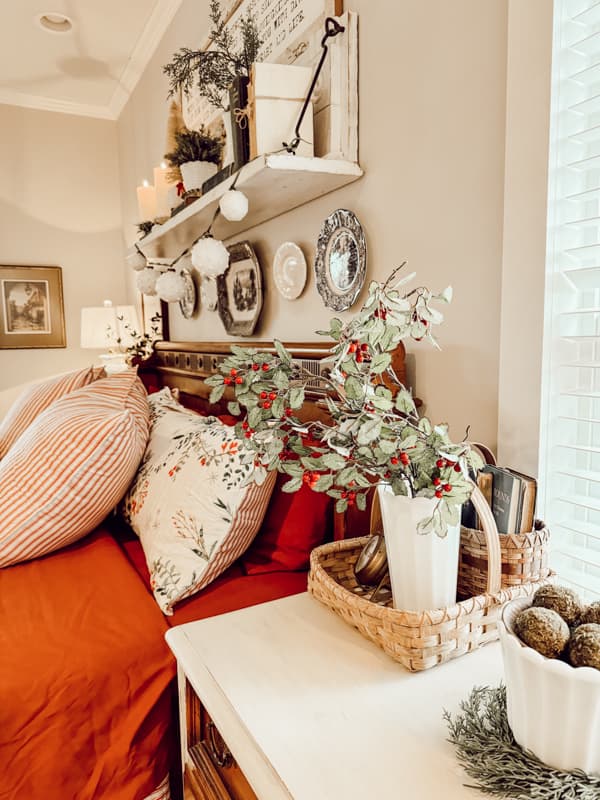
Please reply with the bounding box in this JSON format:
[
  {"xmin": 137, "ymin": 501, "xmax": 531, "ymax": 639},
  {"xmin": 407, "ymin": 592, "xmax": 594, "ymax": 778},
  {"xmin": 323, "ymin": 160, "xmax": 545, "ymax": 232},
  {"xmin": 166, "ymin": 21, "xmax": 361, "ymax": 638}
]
[{"xmin": 499, "ymin": 596, "xmax": 600, "ymax": 774}]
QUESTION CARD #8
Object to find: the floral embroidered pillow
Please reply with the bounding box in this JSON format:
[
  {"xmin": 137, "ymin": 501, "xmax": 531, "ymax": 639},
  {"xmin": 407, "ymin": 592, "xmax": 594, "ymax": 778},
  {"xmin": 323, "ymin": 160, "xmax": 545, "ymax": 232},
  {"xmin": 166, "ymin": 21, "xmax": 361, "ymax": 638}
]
[{"xmin": 121, "ymin": 391, "xmax": 276, "ymax": 614}]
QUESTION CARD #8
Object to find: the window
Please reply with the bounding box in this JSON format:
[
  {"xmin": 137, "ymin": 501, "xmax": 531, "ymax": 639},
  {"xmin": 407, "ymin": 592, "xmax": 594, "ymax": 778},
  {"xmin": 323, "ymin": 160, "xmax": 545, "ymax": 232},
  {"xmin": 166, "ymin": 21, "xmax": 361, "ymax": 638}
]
[{"xmin": 540, "ymin": 0, "xmax": 600, "ymax": 600}]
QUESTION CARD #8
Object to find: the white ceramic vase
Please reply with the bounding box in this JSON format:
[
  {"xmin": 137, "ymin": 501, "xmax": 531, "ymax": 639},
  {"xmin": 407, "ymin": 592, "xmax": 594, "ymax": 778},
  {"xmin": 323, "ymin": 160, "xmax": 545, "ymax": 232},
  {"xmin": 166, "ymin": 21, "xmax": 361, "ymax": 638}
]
[
  {"xmin": 499, "ymin": 597, "xmax": 600, "ymax": 774},
  {"xmin": 376, "ymin": 485, "xmax": 461, "ymax": 612},
  {"xmin": 180, "ymin": 161, "xmax": 218, "ymax": 192}
]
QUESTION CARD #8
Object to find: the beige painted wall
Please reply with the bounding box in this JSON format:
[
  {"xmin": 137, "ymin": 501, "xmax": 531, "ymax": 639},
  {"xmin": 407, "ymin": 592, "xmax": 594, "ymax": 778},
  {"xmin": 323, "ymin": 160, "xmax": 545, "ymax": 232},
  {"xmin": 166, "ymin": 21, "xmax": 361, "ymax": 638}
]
[
  {"xmin": 0, "ymin": 105, "xmax": 124, "ymax": 390},
  {"xmin": 497, "ymin": 0, "xmax": 553, "ymax": 476},
  {"xmin": 118, "ymin": 0, "xmax": 509, "ymax": 450}
]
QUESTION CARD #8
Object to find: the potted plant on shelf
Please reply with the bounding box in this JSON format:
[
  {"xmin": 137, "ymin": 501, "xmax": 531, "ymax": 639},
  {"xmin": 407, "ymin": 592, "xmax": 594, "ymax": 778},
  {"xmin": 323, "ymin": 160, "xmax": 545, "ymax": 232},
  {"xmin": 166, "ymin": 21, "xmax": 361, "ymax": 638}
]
[
  {"xmin": 164, "ymin": 127, "xmax": 223, "ymax": 192},
  {"xmin": 206, "ymin": 268, "xmax": 483, "ymax": 613}
]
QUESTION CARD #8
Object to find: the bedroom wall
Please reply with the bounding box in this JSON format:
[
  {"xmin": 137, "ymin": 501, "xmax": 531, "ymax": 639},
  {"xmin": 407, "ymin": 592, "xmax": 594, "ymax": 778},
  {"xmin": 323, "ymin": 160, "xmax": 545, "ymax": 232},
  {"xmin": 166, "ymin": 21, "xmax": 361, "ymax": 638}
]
[
  {"xmin": 117, "ymin": 0, "xmax": 509, "ymax": 450},
  {"xmin": 0, "ymin": 104, "xmax": 124, "ymax": 390}
]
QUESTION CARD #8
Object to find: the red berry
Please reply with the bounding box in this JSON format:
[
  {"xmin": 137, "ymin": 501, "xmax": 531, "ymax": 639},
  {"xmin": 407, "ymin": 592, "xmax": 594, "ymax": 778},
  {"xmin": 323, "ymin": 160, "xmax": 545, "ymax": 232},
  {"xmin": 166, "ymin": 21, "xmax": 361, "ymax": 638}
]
[
  {"xmin": 230, "ymin": 368, "xmax": 237, "ymax": 376},
  {"xmin": 356, "ymin": 353, "xmax": 363, "ymax": 363},
  {"xmin": 384, "ymin": 471, "xmax": 391, "ymax": 478},
  {"xmin": 285, "ymin": 408, "xmax": 293, "ymax": 417},
  {"xmin": 454, "ymin": 463, "xmax": 462, "ymax": 473},
  {"xmin": 242, "ymin": 420, "xmax": 249, "ymax": 429},
  {"xmin": 436, "ymin": 459, "xmax": 445, "ymax": 468},
  {"xmin": 260, "ymin": 391, "xmax": 267, "ymax": 399},
  {"xmin": 374, "ymin": 309, "xmax": 379, "ymax": 318},
  {"xmin": 446, "ymin": 460, "xmax": 455, "ymax": 468},
  {"xmin": 400, "ymin": 452, "xmax": 410, "ymax": 465},
  {"xmin": 224, "ymin": 377, "xmax": 232, "ymax": 386},
  {"xmin": 433, "ymin": 477, "xmax": 441, "ymax": 486},
  {"xmin": 390, "ymin": 456, "xmax": 399, "ymax": 465},
  {"xmin": 361, "ymin": 343, "xmax": 368, "ymax": 352},
  {"xmin": 235, "ymin": 376, "xmax": 243, "ymax": 385},
  {"xmin": 245, "ymin": 431, "xmax": 252, "ymax": 439},
  {"xmin": 341, "ymin": 491, "xmax": 348, "ymax": 499},
  {"xmin": 269, "ymin": 392, "xmax": 277, "ymax": 400},
  {"xmin": 435, "ymin": 490, "xmax": 443, "ymax": 498},
  {"xmin": 262, "ymin": 363, "xmax": 269, "ymax": 371},
  {"xmin": 348, "ymin": 343, "xmax": 357, "ymax": 353},
  {"xmin": 444, "ymin": 484, "xmax": 452, "ymax": 492},
  {"xmin": 252, "ymin": 363, "xmax": 259, "ymax": 371},
  {"xmin": 263, "ymin": 401, "xmax": 271, "ymax": 409}
]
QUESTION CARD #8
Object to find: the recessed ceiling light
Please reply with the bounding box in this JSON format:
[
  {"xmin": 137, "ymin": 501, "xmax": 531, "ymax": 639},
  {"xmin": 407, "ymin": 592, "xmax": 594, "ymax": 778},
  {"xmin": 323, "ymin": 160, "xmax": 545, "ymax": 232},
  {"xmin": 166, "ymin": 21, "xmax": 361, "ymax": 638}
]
[{"xmin": 35, "ymin": 12, "xmax": 74, "ymax": 34}]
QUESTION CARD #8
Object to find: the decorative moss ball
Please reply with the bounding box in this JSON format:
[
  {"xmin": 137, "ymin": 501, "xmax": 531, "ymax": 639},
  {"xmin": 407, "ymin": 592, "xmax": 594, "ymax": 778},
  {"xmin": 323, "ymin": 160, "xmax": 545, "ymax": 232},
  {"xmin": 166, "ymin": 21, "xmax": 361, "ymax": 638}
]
[
  {"xmin": 568, "ymin": 623, "xmax": 600, "ymax": 670},
  {"xmin": 532, "ymin": 585, "xmax": 584, "ymax": 626},
  {"xmin": 580, "ymin": 602, "xmax": 600, "ymax": 626},
  {"xmin": 514, "ymin": 607, "xmax": 571, "ymax": 659}
]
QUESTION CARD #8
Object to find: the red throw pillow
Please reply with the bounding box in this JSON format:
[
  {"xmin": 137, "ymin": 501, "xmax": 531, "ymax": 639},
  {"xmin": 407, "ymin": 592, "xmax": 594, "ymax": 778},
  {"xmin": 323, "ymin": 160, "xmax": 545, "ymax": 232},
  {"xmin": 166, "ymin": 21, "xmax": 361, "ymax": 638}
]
[{"xmin": 242, "ymin": 475, "xmax": 333, "ymax": 574}]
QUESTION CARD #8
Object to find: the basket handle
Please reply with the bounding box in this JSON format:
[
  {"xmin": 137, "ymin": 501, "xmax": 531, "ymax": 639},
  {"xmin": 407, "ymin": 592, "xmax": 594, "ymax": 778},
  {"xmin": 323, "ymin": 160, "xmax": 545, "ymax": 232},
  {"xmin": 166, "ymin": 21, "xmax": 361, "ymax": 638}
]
[
  {"xmin": 469, "ymin": 481, "xmax": 501, "ymax": 594},
  {"xmin": 370, "ymin": 482, "xmax": 502, "ymax": 595}
]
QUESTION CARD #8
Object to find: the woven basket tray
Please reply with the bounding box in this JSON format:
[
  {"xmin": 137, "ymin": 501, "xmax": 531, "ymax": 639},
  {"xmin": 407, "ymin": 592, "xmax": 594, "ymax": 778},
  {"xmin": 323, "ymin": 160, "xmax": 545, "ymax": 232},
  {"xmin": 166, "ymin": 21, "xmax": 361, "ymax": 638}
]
[
  {"xmin": 458, "ymin": 521, "xmax": 550, "ymax": 598},
  {"xmin": 308, "ymin": 486, "xmax": 550, "ymax": 672}
]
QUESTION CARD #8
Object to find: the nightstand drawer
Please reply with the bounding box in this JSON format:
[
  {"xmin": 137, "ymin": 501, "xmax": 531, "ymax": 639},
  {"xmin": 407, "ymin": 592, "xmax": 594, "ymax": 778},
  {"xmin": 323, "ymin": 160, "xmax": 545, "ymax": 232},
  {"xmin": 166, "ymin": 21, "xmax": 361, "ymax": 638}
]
[{"xmin": 185, "ymin": 680, "xmax": 258, "ymax": 800}]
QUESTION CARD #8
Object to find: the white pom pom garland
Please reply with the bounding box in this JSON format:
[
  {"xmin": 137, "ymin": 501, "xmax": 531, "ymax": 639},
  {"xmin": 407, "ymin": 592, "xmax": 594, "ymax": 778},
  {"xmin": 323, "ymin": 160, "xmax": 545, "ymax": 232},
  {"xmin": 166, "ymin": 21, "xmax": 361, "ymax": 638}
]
[
  {"xmin": 156, "ymin": 271, "xmax": 187, "ymax": 303},
  {"xmin": 127, "ymin": 250, "xmax": 146, "ymax": 271},
  {"xmin": 219, "ymin": 189, "xmax": 249, "ymax": 222},
  {"xmin": 136, "ymin": 267, "xmax": 159, "ymax": 296},
  {"xmin": 191, "ymin": 237, "xmax": 230, "ymax": 277}
]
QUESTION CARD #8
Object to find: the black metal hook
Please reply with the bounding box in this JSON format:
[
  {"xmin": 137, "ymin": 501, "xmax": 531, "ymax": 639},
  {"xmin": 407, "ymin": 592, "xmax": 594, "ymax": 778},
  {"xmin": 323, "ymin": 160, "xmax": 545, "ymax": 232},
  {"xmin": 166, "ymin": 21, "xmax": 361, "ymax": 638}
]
[{"xmin": 283, "ymin": 16, "xmax": 346, "ymax": 155}]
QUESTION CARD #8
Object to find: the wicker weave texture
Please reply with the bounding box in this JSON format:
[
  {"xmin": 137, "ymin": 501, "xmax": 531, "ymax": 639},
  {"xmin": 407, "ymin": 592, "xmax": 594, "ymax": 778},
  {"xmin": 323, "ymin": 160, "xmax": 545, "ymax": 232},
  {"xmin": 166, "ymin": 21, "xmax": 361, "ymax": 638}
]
[{"xmin": 308, "ymin": 536, "xmax": 549, "ymax": 672}]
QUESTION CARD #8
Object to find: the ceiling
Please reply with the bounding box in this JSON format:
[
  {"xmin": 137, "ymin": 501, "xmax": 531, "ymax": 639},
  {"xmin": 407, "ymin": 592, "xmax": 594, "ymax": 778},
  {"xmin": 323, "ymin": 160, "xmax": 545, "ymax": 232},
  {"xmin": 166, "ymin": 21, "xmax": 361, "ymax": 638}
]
[{"xmin": 0, "ymin": 0, "xmax": 182, "ymax": 119}]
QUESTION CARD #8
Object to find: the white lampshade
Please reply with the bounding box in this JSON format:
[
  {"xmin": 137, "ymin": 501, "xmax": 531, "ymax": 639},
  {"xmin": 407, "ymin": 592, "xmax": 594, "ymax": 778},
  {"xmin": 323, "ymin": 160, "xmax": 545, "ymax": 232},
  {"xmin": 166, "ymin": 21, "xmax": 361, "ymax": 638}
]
[{"xmin": 80, "ymin": 301, "xmax": 139, "ymax": 350}]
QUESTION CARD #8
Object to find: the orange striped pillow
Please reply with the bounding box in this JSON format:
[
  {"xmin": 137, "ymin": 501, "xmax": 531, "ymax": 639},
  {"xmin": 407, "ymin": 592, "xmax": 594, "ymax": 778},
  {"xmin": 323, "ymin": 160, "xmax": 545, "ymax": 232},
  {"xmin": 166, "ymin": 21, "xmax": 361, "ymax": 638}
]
[
  {"xmin": 121, "ymin": 395, "xmax": 276, "ymax": 614},
  {"xmin": 0, "ymin": 370, "xmax": 149, "ymax": 568},
  {"xmin": 0, "ymin": 366, "xmax": 104, "ymax": 459}
]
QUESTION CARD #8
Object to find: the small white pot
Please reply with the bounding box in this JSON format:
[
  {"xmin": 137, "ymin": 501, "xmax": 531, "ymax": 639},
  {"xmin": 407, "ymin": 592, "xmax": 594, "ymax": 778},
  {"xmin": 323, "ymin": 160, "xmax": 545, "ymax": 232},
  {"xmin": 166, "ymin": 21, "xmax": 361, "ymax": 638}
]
[
  {"xmin": 376, "ymin": 485, "xmax": 460, "ymax": 612},
  {"xmin": 180, "ymin": 161, "xmax": 218, "ymax": 192},
  {"xmin": 499, "ymin": 597, "xmax": 600, "ymax": 774}
]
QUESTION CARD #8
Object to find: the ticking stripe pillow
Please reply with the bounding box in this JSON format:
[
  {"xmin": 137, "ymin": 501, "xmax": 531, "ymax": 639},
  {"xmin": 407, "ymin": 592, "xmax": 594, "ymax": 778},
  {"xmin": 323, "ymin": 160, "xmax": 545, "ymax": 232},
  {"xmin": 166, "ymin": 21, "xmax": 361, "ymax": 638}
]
[
  {"xmin": 0, "ymin": 370, "xmax": 149, "ymax": 568},
  {"xmin": 121, "ymin": 390, "xmax": 276, "ymax": 614},
  {"xmin": 0, "ymin": 366, "xmax": 104, "ymax": 459}
]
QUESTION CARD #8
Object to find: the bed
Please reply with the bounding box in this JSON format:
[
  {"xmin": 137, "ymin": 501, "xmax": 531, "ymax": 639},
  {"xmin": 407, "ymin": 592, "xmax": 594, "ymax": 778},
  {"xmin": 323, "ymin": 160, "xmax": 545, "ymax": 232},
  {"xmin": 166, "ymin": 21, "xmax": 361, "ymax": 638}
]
[{"xmin": 0, "ymin": 339, "xmax": 397, "ymax": 800}]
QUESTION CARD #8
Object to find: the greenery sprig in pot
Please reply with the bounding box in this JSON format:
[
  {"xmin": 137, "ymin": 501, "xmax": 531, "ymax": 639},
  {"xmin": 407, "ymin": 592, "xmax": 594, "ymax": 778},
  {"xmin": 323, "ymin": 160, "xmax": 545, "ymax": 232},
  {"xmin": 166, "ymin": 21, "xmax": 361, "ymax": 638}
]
[
  {"xmin": 206, "ymin": 267, "xmax": 483, "ymax": 612},
  {"xmin": 165, "ymin": 127, "xmax": 223, "ymax": 191}
]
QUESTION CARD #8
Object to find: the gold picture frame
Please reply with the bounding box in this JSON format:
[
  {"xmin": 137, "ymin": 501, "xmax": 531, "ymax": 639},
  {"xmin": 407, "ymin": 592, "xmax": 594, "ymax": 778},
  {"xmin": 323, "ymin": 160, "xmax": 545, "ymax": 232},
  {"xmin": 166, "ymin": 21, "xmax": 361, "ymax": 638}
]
[{"xmin": 0, "ymin": 265, "xmax": 66, "ymax": 349}]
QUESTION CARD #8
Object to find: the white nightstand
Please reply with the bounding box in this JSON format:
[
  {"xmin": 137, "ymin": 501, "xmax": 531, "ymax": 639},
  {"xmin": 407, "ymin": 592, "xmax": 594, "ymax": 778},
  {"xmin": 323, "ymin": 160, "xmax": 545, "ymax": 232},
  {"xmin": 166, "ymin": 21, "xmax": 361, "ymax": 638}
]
[{"xmin": 166, "ymin": 592, "xmax": 504, "ymax": 800}]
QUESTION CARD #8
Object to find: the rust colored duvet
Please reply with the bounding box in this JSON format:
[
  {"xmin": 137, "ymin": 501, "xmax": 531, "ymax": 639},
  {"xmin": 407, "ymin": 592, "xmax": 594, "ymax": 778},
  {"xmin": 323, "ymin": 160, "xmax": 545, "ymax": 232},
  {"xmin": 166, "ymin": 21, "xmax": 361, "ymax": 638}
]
[{"xmin": 0, "ymin": 527, "xmax": 176, "ymax": 800}]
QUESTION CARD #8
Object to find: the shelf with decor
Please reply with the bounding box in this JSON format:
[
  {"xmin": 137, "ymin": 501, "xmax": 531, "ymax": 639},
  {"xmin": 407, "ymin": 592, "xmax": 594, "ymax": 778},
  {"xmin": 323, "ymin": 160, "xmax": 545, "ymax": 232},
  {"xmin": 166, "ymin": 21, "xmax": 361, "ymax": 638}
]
[{"xmin": 131, "ymin": 154, "xmax": 363, "ymax": 261}]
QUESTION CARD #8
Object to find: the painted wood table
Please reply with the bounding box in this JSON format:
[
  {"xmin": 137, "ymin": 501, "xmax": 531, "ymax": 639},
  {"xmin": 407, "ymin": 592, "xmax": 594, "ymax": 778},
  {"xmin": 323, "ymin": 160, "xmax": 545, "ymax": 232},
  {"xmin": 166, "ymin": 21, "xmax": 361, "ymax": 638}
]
[{"xmin": 166, "ymin": 592, "xmax": 504, "ymax": 800}]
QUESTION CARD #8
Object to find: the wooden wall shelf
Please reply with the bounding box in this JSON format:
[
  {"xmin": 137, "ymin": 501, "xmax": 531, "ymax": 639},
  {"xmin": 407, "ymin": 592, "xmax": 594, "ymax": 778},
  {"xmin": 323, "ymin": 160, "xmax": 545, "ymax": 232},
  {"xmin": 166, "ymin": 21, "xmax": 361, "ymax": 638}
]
[{"xmin": 132, "ymin": 155, "xmax": 363, "ymax": 261}]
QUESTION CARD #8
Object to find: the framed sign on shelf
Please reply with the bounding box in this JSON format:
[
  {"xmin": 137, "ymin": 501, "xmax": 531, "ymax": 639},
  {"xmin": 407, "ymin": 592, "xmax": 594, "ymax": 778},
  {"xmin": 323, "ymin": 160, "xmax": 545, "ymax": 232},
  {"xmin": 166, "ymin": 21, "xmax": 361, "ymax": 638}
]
[{"xmin": 0, "ymin": 265, "xmax": 66, "ymax": 349}]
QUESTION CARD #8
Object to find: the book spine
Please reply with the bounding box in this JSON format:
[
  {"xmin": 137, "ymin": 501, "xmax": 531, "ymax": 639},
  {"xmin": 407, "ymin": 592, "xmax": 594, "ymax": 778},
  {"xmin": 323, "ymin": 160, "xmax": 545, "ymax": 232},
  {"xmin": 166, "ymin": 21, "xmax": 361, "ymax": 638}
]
[{"xmin": 229, "ymin": 75, "xmax": 250, "ymax": 170}]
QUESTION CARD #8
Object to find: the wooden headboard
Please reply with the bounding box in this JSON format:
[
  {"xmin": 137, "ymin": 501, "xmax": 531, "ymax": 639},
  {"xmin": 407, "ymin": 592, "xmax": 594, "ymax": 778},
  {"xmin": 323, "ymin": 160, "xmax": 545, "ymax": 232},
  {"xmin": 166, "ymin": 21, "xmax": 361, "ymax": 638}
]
[{"xmin": 141, "ymin": 339, "xmax": 409, "ymax": 539}]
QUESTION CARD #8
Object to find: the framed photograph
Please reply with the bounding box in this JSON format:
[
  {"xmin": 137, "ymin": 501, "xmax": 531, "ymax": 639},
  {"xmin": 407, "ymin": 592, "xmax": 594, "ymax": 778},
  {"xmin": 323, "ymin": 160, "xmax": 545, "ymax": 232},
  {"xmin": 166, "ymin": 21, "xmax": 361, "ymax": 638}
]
[
  {"xmin": 314, "ymin": 209, "xmax": 367, "ymax": 311},
  {"xmin": 217, "ymin": 241, "xmax": 263, "ymax": 336},
  {"xmin": 0, "ymin": 265, "xmax": 66, "ymax": 349}
]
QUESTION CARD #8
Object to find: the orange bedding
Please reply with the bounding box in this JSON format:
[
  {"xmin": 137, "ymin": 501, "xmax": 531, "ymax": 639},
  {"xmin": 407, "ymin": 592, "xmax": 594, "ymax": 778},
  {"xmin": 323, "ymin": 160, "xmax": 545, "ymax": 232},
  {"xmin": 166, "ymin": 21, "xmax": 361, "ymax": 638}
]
[{"xmin": 0, "ymin": 527, "xmax": 176, "ymax": 800}]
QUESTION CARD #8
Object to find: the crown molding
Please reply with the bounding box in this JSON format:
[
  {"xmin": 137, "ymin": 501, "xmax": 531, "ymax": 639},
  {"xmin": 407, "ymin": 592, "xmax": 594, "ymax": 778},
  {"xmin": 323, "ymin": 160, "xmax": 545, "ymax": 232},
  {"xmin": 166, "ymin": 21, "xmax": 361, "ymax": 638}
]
[
  {"xmin": 0, "ymin": 0, "xmax": 183, "ymax": 121},
  {"xmin": 109, "ymin": 0, "xmax": 183, "ymax": 119},
  {"xmin": 0, "ymin": 89, "xmax": 115, "ymax": 119}
]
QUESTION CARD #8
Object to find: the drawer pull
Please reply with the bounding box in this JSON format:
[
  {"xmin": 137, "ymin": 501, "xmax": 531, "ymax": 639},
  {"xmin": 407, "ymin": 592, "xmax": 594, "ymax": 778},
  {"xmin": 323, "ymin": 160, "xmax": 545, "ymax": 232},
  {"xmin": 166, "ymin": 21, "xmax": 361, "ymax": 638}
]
[{"xmin": 207, "ymin": 720, "xmax": 234, "ymax": 768}]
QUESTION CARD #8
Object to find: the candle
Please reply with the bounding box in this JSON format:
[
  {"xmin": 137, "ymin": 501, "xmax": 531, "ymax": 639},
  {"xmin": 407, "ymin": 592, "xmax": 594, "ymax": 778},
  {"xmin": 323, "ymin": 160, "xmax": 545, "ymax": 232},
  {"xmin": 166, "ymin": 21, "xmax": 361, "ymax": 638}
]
[
  {"xmin": 136, "ymin": 180, "xmax": 157, "ymax": 222},
  {"xmin": 153, "ymin": 162, "xmax": 172, "ymax": 219}
]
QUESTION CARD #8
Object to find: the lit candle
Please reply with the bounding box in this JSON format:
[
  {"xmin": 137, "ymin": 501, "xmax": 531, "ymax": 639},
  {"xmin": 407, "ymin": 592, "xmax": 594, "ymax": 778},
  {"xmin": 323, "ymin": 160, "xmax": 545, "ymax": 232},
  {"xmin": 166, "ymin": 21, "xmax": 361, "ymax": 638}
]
[
  {"xmin": 153, "ymin": 162, "xmax": 172, "ymax": 219},
  {"xmin": 136, "ymin": 180, "xmax": 157, "ymax": 222}
]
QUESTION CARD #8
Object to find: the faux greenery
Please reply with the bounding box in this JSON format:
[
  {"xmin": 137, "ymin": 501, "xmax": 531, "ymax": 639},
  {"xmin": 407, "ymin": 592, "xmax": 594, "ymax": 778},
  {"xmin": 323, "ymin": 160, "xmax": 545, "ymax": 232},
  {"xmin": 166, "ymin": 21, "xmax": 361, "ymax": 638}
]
[
  {"xmin": 114, "ymin": 313, "xmax": 162, "ymax": 364},
  {"xmin": 163, "ymin": 0, "xmax": 262, "ymax": 110},
  {"xmin": 164, "ymin": 128, "xmax": 222, "ymax": 171},
  {"xmin": 445, "ymin": 685, "xmax": 600, "ymax": 799},
  {"xmin": 206, "ymin": 268, "xmax": 482, "ymax": 537},
  {"xmin": 137, "ymin": 221, "xmax": 154, "ymax": 236}
]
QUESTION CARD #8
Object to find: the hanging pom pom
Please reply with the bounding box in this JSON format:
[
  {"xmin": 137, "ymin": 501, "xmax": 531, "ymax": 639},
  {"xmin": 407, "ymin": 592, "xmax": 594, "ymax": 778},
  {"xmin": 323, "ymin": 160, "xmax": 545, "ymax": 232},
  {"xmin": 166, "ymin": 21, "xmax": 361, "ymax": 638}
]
[
  {"xmin": 191, "ymin": 237, "xmax": 230, "ymax": 277},
  {"xmin": 136, "ymin": 267, "xmax": 159, "ymax": 296},
  {"xmin": 156, "ymin": 270, "xmax": 187, "ymax": 303},
  {"xmin": 127, "ymin": 250, "xmax": 146, "ymax": 271},
  {"xmin": 219, "ymin": 190, "xmax": 249, "ymax": 222}
]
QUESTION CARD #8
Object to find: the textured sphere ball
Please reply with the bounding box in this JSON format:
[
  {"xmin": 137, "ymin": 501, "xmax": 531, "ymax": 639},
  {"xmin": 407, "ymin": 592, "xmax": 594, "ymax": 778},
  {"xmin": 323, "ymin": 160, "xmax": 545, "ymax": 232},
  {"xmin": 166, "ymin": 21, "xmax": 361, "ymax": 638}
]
[
  {"xmin": 127, "ymin": 250, "xmax": 147, "ymax": 271},
  {"xmin": 136, "ymin": 267, "xmax": 158, "ymax": 296},
  {"xmin": 568, "ymin": 623, "xmax": 600, "ymax": 670},
  {"xmin": 191, "ymin": 237, "xmax": 229, "ymax": 277},
  {"xmin": 156, "ymin": 271, "xmax": 187, "ymax": 302},
  {"xmin": 514, "ymin": 606, "xmax": 570, "ymax": 659},
  {"xmin": 219, "ymin": 190, "xmax": 249, "ymax": 221},
  {"xmin": 532, "ymin": 585, "xmax": 584, "ymax": 626},
  {"xmin": 581, "ymin": 601, "xmax": 600, "ymax": 625}
]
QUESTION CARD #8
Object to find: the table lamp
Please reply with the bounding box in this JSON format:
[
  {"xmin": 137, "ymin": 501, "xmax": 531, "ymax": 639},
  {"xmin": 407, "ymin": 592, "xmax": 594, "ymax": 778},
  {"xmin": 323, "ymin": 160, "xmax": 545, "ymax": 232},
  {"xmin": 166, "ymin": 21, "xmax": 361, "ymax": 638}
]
[{"xmin": 80, "ymin": 300, "xmax": 140, "ymax": 374}]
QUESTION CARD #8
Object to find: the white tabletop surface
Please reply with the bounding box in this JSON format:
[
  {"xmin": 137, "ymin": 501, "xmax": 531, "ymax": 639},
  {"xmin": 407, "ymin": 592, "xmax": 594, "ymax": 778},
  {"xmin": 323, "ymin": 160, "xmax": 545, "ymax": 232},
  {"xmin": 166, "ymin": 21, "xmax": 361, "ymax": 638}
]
[{"xmin": 166, "ymin": 592, "xmax": 504, "ymax": 800}]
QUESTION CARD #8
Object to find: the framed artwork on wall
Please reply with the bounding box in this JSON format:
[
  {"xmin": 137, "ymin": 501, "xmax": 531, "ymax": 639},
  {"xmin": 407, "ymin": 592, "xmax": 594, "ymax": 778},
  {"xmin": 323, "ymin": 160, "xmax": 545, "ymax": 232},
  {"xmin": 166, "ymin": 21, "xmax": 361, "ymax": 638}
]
[{"xmin": 0, "ymin": 265, "xmax": 66, "ymax": 349}]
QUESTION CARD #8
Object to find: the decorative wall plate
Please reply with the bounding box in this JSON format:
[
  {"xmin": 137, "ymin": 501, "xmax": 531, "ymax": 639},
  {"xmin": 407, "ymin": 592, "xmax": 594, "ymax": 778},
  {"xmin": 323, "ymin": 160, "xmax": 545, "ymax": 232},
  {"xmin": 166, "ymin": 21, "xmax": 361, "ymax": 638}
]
[
  {"xmin": 217, "ymin": 241, "xmax": 263, "ymax": 336},
  {"xmin": 200, "ymin": 274, "xmax": 218, "ymax": 312},
  {"xmin": 178, "ymin": 268, "xmax": 197, "ymax": 319},
  {"xmin": 273, "ymin": 242, "xmax": 307, "ymax": 300},
  {"xmin": 314, "ymin": 209, "xmax": 367, "ymax": 311}
]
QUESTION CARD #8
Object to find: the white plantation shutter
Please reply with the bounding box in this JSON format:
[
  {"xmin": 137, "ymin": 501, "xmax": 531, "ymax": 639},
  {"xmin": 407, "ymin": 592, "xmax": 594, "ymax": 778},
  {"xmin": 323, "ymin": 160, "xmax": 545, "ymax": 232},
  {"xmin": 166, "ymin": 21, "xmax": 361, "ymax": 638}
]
[{"xmin": 540, "ymin": 0, "xmax": 600, "ymax": 600}]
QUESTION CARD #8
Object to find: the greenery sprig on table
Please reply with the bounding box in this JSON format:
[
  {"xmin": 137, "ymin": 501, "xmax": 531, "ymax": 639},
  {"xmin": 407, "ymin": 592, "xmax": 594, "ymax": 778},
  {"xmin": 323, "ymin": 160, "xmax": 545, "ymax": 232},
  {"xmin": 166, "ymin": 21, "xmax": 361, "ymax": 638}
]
[
  {"xmin": 163, "ymin": 0, "xmax": 262, "ymax": 110},
  {"xmin": 206, "ymin": 268, "xmax": 482, "ymax": 537},
  {"xmin": 114, "ymin": 313, "xmax": 162, "ymax": 365}
]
